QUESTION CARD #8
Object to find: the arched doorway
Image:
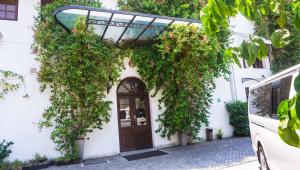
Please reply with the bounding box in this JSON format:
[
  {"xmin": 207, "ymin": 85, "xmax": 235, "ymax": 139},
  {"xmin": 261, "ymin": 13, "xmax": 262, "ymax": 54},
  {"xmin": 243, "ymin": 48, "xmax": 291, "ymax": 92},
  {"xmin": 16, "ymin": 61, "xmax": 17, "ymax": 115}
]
[{"xmin": 117, "ymin": 77, "xmax": 153, "ymax": 151}]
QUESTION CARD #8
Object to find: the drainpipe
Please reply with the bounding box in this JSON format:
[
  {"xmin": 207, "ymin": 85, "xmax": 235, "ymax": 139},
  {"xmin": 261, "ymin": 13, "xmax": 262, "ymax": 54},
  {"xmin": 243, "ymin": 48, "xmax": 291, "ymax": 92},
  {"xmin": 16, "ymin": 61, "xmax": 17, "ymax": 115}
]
[{"xmin": 229, "ymin": 65, "xmax": 237, "ymax": 100}]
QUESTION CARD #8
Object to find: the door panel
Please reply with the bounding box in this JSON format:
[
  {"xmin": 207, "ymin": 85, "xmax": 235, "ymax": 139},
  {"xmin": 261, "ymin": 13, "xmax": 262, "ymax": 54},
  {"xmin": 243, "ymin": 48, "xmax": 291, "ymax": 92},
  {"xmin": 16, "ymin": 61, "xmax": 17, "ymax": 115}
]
[
  {"xmin": 118, "ymin": 95, "xmax": 153, "ymax": 151},
  {"xmin": 118, "ymin": 97, "xmax": 135, "ymax": 151},
  {"xmin": 133, "ymin": 97, "xmax": 152, "ymax": 149}
]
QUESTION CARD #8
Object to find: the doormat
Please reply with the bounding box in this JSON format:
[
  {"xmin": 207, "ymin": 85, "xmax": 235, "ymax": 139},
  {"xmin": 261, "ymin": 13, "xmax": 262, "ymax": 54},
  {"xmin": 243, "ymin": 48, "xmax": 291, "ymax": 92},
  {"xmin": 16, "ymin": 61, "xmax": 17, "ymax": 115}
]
[
  {"xmin": 82, "ymin": 158, "xmax": 109, "ymax": 167},
  {"xmin": 123, "ymin": 150, "xmax": 168, "ymax": 161}
]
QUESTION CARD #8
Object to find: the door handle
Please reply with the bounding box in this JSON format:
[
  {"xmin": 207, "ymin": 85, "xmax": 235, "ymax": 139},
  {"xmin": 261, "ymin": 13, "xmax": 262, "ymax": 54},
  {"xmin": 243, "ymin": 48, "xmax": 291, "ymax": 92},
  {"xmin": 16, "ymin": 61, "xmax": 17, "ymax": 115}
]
[
  {"xmin": 250, "ymin": 121, "xmax": 265, "ymax": 128},
  {"xmin": 133, "ymin": 115, "xmax": 137, "ymax": 128}
]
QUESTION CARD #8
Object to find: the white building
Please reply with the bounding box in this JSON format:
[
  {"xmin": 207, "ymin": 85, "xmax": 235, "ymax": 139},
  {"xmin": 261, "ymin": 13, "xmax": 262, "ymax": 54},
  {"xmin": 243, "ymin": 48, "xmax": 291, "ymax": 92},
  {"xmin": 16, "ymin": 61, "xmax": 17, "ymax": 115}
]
[{"xmin": 0, "ymin": 0, "xmax": 272, "ymax": 161}]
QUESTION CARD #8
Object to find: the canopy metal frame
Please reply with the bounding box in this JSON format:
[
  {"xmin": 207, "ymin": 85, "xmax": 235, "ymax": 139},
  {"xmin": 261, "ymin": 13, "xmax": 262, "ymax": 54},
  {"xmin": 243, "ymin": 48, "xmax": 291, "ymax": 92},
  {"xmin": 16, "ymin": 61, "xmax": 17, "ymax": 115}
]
[{"xmin": 54, "ymin": 5, "xmax": 201, "ymax": 46}]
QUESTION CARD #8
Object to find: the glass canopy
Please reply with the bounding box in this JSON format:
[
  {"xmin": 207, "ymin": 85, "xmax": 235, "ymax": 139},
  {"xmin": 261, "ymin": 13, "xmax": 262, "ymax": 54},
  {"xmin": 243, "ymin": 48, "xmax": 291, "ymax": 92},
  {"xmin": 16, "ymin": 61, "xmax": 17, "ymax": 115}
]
[{"xmin": 54, "ymin": 5, "xmax": 201, "ymax": 46}]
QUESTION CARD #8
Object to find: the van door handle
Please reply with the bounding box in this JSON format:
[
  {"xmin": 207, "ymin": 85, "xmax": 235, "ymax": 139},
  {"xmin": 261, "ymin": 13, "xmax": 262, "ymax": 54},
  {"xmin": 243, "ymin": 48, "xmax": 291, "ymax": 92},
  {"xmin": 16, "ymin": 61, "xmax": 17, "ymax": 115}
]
[{"xmin": 250, "ymin": 121, "xmax": 265, "ymax": 128}]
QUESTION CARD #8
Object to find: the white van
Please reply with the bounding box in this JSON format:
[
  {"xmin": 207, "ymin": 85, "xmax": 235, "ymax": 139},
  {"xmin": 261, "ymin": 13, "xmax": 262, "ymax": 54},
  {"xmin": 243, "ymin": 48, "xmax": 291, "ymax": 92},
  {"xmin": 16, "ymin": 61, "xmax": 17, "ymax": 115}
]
[{"xmin": 248, "ymin": 64, "xmax": 300, "ymax": 170}]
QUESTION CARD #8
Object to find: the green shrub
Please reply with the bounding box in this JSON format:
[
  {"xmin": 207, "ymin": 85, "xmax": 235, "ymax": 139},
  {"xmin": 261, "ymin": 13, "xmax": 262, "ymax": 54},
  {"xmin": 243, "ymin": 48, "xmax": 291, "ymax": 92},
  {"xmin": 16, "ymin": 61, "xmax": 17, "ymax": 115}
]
[
  {"xmin": 0, "ymin": 160, "xmax": 24, "ymax": 170},
  {"xmin": 11, "ymin": 160, "xmax": 23, "ymax": 170},
  {"xmin": 33, "ymin": 153, "xmax": 47, "ymax": 163},
  {"xmin": 0, "ymin": 140, "xmax": 13, "ymax": 163},
  {"xmin": 225, "ymin": 101, "xmax": 250, "ymax": 136},
  {"xmin": 215, "ymin": 129, "xmax": 223, "ymax": 139},
  {"xmin": 0, "ymin": 161, "xmax": 10, "ymax": 170}
]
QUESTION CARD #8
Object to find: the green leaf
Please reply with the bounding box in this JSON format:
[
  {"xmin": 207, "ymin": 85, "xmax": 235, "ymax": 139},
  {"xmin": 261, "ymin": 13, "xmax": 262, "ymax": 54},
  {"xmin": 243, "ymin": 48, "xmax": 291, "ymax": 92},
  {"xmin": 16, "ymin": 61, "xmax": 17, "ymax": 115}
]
[
  {"xmin": 238, "ymin": 0, "xmax": 256, "ymax": 21},
  {"xmin": 278, "ymin": 126, "xmax": 300, "ymax": 148},
  {"xmin": 225, "ymin": 48, "xmax": 241, "ymax": 67},
  {"xmin": 225, "ymin": 0, "xmax": 235, "ymax": 7},
  {"xmin": 271, "ymin": 29, "xmax": 291, "ymax": 48},
  {"xmin": 295, "ymin": 96, "xmax": 300, "ymax": 120},
  {"xmin": 294, "ymin": 7, "xmax": 300, "ymax": 31},
  {"xmin": 216, "ymin": 0, "xmax": 230, "ymax": 15},
  {"xmin": 270, "ymin": 1, "xmax": 280, "ymax": 13},
  {"xmin": 277, "ymin": 95, "xmax": 300, "ymax": 148},
  {"xmin": 212, "ymin": 1, "xmax": 222, "ymax": 17},
  {"xmin": 252, "ymin": 36, "xmax": 268, "ymax": 59},
  {"xmin": 277, "ymin": 99, "xmax": 289, "ymax": 122},
  {"xmin": 259, "ymin": 4, "xmax": 268, "ymax": 15},
  {"xmin": 277, "ymin": 14, "xmax": 286, "ymax": 28},
  {"xmin": 240, "ymin": 41, "xmax": 250, "ymax": 60},
  {"xmin": 246, "ymin": 52, "xmax": 257, "ymax": 66},
  {"xmin": 239, "ymin": 37, "xmax": 268, "ymax": 66}
]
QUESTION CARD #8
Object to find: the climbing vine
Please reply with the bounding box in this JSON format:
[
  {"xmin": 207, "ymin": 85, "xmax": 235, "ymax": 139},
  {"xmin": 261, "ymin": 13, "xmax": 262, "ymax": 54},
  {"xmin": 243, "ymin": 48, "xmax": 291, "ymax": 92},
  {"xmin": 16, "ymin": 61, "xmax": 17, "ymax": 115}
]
[
  {"xmin": 33, "ymin": 0, "xmax": 122, "ymax": 161},
  {"xmin": 0, "ymin": 70, "xmax": 24, "ymax": 99},
  {"xmin": 119, "ymin": 0, "xmax": 231, "ymax": 142},
  {"xmin": 130, "ymin": 25, "xmax": 230, "ymax": 142}
]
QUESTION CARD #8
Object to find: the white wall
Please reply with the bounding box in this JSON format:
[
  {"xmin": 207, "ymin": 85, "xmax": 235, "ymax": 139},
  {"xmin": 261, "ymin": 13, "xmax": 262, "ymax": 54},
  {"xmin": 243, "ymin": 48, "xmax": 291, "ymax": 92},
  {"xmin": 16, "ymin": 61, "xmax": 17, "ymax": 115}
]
[
  {"xmin": 0, "ymin": 0, "xmax": 272, "ymax": 162},
  {"xmin": 0, "ymin": 0, "xmax": 61, "ymax": 161},
  {"xmin": 231, "ymin": 67, "xmax": 272, "ymax": 101},
  {"xmin": 207, "ymin": 78, "xmax": 234, "ymax": 139},
  {"xmin": 230, "ymin": 13, "xmax": 255, "ymax": 46},
  {"xmin": 83, "ymin": 58, "xmax": 178, "ymax": 159}
]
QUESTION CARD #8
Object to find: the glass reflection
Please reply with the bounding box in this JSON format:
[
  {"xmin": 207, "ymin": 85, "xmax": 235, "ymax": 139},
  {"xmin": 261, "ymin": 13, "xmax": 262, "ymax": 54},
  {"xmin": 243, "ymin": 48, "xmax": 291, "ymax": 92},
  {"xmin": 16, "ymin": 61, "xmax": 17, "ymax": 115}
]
[
  {"xmin": 135, "ymin": 98, "xmax": 147, "ymax": 126},
  {"xmin": 117, "ymin": 80, "xmax": 146, "ymax": 94},
  {"xmin": 56, "ymin": 9, "xmax": 88, "ymax": 30},
  {"xmin": 138, "ymin": 19, "xmax": 171, "ymax": 42},
  {"xmin": 119, "ymin": 98, "xmax": 131, "ymax": 127},
  {"xmin": 89, "ymin": 11, "xmax": 111, "ymax": 20},
  {"xmin": 120, "ymin": 16, "xmax": 153, "ymax": 44},
  {"xmin": 88, "ymin": 24, "xmax": 106, "ymax": 36},
  {"xmin": 103, "ymin": 14, "xmax": 133, "ymax": 42},
  {"xmin": 249, "ymin": 83, "xmax": 272, "ymax": 117}
]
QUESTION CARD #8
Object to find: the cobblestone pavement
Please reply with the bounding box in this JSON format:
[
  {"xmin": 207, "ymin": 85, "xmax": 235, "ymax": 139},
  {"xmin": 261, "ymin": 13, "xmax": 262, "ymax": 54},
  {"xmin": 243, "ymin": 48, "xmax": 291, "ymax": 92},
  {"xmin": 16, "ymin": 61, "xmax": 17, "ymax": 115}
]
[
  {"xmin": 46, "ymin": 137, "xmax": 258, "ymax": 170},
  {"xmin": 220, "ymin": 161, "xmax": 259, "ymax": 170}
]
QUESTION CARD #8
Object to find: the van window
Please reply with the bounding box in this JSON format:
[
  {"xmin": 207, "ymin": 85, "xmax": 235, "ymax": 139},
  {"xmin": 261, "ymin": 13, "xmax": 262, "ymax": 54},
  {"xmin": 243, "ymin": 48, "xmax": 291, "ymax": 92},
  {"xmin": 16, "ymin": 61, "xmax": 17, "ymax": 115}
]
[
  {"xmin": 249, "ymin": 83, "xmax": 272, "ymax": 117},
  {"xmin": 271, "ymin": 85, "xmax": 280, "ymax": 119},
  {"xmin": 280, "ymin": 76, "xmax": 292, "ymax": 100},
  {"xmin": 249, "ymin": 75, "xmax": 293, "ymax": 119}
]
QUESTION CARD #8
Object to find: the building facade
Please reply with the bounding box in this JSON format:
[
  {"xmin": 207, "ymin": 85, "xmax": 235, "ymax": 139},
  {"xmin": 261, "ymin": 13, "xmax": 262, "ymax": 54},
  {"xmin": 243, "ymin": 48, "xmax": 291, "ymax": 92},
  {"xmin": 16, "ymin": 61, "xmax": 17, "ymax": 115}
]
[{"xmin": 0, "ymin": 0, "xmax": 272, "ymax": 161}]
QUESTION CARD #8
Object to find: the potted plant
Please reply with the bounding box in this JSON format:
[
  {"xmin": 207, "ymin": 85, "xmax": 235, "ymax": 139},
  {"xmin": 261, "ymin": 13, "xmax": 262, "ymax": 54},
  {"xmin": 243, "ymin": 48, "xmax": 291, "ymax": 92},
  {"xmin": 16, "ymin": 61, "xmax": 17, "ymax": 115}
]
[
  {"xmin": 206, "ymin": 127, "xmax": 214, "ymax": 141},
  {"xmin": 178, "ymin": 132, "xmax": 188, "ymax": 146},
  {"xmin": 76, "ymin": 137, "xmax": 85, "ymax": 160},
  {"xmin": 216, "ymin": 129, "xmax": 223, "ymax": 140}
]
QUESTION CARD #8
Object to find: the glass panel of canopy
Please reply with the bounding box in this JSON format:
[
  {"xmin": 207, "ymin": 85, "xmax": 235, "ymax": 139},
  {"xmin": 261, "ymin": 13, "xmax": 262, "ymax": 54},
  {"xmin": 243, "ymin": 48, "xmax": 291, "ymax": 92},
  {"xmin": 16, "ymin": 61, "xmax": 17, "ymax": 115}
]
[{"xmin": 54, "ymin": 5, "xmax": 201, "ymax": 46}]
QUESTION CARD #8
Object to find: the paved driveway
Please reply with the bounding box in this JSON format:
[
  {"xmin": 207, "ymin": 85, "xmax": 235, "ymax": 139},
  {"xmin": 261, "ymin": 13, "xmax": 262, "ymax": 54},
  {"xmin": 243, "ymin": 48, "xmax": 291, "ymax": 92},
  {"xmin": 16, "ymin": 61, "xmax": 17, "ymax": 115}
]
[{"xmin": 46, "ymin": 137, "xmax": 259, "ymax": 170}]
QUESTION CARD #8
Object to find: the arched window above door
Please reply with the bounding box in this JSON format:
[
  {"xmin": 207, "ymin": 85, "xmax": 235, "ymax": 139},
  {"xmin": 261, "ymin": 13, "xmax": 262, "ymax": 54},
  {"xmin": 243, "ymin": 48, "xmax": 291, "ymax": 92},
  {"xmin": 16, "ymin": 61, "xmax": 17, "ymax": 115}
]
[{"xmin": 117, "ymin": 78, "xmax": 146, "ymax": 95}]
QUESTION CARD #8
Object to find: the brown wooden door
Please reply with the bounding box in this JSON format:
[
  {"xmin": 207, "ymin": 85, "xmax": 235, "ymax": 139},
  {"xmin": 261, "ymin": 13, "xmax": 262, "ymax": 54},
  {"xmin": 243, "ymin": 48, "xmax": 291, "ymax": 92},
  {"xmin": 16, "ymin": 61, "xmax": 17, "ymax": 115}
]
[{"xmin": 117, "ymin": 78, "xmax": 153, "ymax": 152}]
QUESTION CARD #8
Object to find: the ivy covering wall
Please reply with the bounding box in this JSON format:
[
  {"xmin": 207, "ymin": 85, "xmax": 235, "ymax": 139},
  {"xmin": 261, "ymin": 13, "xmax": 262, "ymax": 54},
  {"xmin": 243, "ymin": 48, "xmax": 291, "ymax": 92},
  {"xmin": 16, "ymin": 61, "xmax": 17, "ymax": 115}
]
[
  {"xmin": 119, "ymin": 0, "xmax": 231, "ymax": 142},
  {"xmin": 33, "ymin": 0, "xmax": 232, "ymax": 161},
  {"xmin": 0, "ymin": 70, "xmax": 24, "ymax": 99},
  {"xmin": 34, "ymin": 0, "xmax": 122, "ymax": 161},
  {"xmin": 131, "ymin": 25, "xmax": 230, "ymax": 141}
]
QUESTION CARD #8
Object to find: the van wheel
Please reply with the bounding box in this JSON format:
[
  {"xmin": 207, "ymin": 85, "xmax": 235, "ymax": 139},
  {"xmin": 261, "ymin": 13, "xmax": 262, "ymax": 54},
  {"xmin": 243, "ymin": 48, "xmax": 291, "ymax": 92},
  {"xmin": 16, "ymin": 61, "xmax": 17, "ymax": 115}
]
[{"xmin": 258, "ymin": 146, "xmax": 269, "ymax": 170}]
